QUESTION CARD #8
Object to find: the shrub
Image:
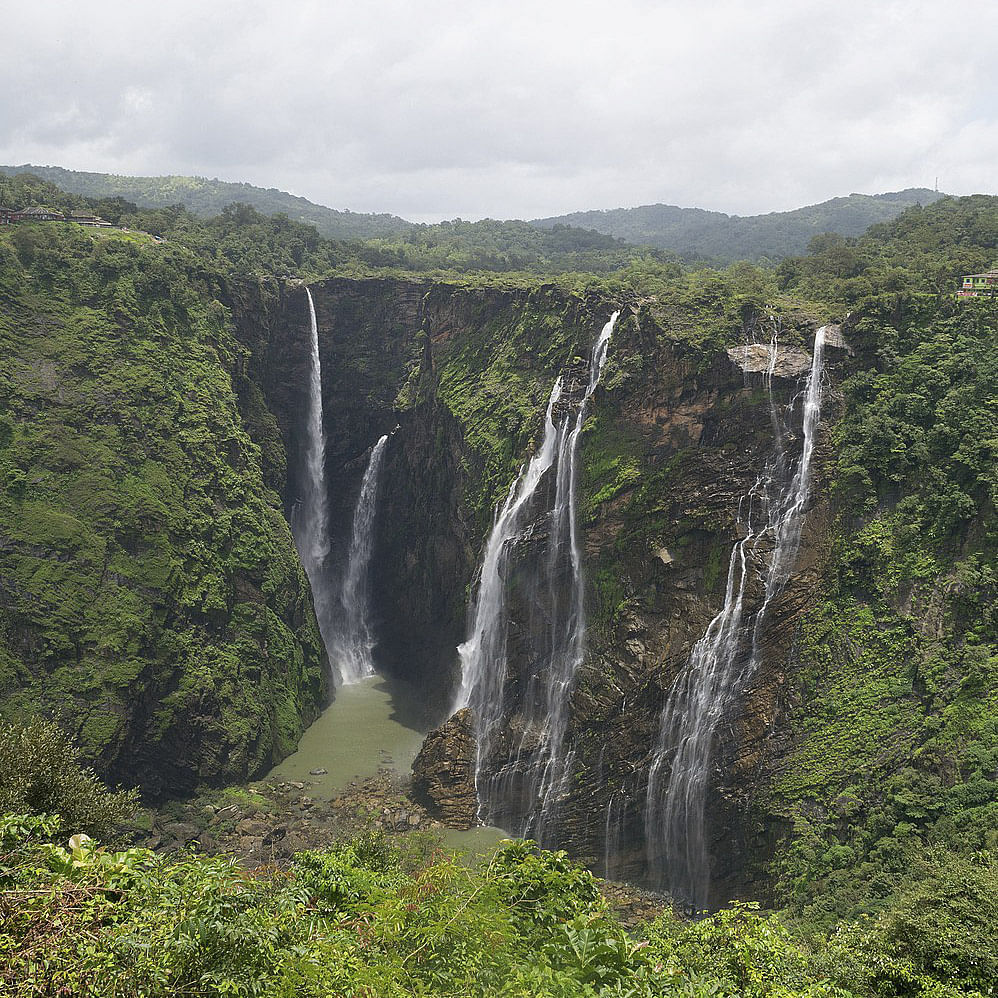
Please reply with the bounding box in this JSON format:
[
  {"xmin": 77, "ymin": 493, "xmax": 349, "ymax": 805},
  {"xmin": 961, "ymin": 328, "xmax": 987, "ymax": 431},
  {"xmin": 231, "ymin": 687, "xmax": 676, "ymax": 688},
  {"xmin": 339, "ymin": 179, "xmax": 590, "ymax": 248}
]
[{"xmin": 0, "ymin": 717, "xmax": 137, "ymax": 839}]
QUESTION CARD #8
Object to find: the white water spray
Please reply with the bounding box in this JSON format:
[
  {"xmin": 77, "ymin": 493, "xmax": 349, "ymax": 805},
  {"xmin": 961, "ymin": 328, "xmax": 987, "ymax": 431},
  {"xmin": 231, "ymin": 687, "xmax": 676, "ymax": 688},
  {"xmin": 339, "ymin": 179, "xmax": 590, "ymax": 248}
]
[
  {"xmin": 456, "ymin": 312, "xmax": 620, "ymax": 836},
  {"xmin": 291, "ymin": 287, "xmax": 337, "ymax": 659},
  {"xmin": 645, "ymin": 326, "xmax": 827, "ymax": 908},
  {"xmin": 330, "ymin": 435, "xmax": 389, "ymax": 685}
]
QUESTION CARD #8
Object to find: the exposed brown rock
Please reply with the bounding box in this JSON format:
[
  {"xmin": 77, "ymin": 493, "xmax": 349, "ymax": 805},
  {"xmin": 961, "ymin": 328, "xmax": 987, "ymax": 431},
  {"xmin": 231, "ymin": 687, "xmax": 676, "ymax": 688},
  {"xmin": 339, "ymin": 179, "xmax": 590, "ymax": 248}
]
[
  {"xmin": 726, "ymin": 342, "xmax": 812, "ymax": 377},
  {"xmin": 411, "ymin": 708, "xmax": 478, "ymax": 829}
]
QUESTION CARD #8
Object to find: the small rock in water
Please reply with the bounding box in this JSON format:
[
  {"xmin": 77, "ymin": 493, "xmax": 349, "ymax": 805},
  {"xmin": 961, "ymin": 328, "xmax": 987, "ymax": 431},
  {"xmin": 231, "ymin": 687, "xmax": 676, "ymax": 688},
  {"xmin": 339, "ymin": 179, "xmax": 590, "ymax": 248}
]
[
  {"xmin": 309, "ymin": 768, "xmax": 328, "ymax": 775},
  {"xmin": 290, "ymin": 781, "xmax": 305, "ymax": 790}
]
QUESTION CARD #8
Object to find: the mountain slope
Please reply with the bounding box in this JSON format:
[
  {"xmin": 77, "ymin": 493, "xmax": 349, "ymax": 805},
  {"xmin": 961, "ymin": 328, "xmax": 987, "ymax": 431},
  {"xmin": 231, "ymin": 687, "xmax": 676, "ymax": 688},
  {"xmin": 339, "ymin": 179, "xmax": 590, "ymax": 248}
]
[
  {"xmin": 0, "ymin": 221, "xmax": 327, "ymax": 797},
  {"xmin": 532, "ymin": 189, "xmax": 946, "ymax": 262},
  {"xmin": 0, "ymin": 164, "xmax": 414, "ymax": 241}
]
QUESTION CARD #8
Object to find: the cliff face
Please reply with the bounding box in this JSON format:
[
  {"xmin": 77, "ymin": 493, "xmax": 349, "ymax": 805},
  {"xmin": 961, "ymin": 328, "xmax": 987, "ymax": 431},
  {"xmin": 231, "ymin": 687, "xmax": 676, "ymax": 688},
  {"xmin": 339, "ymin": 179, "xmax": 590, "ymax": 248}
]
[
  {"xmin": 0, "ymin": 234, "xmax": 846, "ymax": 887},
  {"xmin": 230, "ymin": 275, "xmax": 846, "ymax": 898},
  {"xmin": 0, "ymin": 234, "xmax": 327, "ymax": 800},
  {"xmin": 234, "ymin": 279, "xmax": 631, "ymax": 710}
]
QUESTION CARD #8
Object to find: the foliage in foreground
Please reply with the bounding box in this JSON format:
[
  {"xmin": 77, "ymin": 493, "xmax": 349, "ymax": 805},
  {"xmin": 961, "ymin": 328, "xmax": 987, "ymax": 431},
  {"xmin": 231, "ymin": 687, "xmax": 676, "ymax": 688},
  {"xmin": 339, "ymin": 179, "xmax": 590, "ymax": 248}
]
[
  {"xmin": 2, "ymin": 815, "xmax": 995, "ymax": 998},
  {"xmin": 0, "ymin": 718, "xmax": 136, "ymax": 841}
]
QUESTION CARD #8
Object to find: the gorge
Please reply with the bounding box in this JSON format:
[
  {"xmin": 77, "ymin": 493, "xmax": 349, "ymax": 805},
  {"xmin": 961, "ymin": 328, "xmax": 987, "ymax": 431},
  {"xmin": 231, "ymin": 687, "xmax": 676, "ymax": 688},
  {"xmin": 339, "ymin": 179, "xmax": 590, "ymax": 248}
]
[
  {"xmin": 1, "ymin": 186, "xmax": 995, "ymax": 923},
  {"xmin": 215, "ymin": 276, "xmax": 851, "ymax": 899}
]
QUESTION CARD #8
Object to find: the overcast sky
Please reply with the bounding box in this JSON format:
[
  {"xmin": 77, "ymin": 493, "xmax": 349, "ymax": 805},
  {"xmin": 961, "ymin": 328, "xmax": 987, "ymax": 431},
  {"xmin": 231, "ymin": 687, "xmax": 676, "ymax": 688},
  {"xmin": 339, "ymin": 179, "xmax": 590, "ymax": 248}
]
[{"xmin": 2, "ymin": 0, "xmax": 996, "ymax": 222}]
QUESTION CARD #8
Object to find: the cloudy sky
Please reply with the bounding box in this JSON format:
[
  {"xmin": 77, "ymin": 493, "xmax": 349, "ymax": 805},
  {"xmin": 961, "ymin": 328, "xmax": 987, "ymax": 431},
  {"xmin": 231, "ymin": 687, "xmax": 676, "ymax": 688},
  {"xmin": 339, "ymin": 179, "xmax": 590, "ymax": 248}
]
[{"xmin": 2, "ymin": 0, "xmax": 996, "ymax": 222}]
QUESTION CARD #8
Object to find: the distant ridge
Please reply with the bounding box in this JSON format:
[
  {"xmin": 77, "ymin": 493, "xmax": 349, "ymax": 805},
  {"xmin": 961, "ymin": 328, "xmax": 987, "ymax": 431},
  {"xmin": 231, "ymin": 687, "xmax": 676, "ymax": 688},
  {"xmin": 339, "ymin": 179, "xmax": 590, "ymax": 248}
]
[
  {"xmin": 530, "ymin": 189, "xmax": 947, "ymax": 262},
  {"xmin": 0, "ymin": 164, "xmax": 415, "ymax": 242},
  {"xmin": 0, "ymin": 164, "xmax": 947, "ymax": 262}
]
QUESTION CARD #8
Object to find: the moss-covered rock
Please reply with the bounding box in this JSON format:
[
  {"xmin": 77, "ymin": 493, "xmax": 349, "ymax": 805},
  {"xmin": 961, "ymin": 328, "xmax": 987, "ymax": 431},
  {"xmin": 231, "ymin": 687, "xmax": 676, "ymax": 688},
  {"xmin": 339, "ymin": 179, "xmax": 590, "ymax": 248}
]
[{"xmin": 0, "ymin": 225, "xmax": 326, "ymax": 798}]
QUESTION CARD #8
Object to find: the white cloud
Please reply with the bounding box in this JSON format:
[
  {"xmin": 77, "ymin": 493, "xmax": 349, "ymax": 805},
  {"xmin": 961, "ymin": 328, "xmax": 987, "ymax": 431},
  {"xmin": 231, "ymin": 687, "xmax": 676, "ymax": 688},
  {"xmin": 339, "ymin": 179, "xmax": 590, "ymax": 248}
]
[{"xmin": 1, "ymin": 0, "xmax": 995, "ymax": 220}]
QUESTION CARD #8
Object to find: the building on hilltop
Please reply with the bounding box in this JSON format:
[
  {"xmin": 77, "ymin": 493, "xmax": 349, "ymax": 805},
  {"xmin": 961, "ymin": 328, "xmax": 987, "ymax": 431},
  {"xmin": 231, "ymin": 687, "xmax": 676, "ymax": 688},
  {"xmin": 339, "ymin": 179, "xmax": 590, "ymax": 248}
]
[
  {"xmin": 2, "ymin": 205, "xmax": 112, "ymax": 227},
  {"xmin": 66, "ymin": 211, "xmax": 112, "ymax": 227},
  {"xmin": 958, "ymin": 269, "xmax": 998, "ymax": 296},
  {"xmin": 13, "ymin": 206, "xmax": 65, "ymax": 222}
]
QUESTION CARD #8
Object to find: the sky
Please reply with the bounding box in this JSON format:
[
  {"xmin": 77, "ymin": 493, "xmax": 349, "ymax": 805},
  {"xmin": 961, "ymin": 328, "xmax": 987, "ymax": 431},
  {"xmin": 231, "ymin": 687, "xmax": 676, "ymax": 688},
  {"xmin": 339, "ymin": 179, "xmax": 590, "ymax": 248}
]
[{"xmin": 2, "ymin": 0, "xmax": 996, "ymax": 223}]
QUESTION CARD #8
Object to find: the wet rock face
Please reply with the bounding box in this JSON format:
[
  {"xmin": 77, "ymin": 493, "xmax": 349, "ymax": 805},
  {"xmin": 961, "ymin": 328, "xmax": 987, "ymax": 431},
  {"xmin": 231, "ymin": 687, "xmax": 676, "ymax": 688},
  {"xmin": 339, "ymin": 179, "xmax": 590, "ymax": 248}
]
[
  {"xmin": 462, "ymin": 308, "xmax": 850, "ymax": 899},
  {"xmin": 370, "ymin": 404, "xmax": 472, "ymax": 705},
  {"xmin": 228, "ymin": 277, "xmax": 847, "ymax": 899},
  {"xmin": 411, "ymin": 709, "xmax": 478, "ymax": 829}
]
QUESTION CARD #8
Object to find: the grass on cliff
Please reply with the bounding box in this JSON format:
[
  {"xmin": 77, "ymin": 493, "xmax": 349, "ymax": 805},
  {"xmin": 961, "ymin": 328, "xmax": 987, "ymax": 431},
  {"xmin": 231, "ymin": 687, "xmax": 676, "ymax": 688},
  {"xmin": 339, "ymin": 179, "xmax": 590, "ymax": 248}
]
[
  {"xmin": 764, "ymin": 201, "xmax": 998, "ymax": 921},
  {"xmin": 0, "ymin": 223, "xmax": 325, "ymax": 790}
]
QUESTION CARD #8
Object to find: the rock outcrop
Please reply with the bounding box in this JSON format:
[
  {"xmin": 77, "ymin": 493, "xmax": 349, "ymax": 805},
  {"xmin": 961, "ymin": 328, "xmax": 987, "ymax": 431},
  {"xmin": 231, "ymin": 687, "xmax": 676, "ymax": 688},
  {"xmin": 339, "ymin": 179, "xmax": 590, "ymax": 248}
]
[{"xmin": 411, "ymin": 709, "xmax": 478, "ymax": 828}]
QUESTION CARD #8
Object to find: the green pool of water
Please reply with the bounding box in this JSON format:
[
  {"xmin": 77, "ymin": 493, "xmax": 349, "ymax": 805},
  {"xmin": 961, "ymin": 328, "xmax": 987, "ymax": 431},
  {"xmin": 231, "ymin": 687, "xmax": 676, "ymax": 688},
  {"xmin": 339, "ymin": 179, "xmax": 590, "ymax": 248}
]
[
  {"xmin": 267, "ymin": 676, "xmax": 427, "ymax": 798},
  {"xmin": 265, "ymin": 674, "xmax": 509, "ymax": 856}
]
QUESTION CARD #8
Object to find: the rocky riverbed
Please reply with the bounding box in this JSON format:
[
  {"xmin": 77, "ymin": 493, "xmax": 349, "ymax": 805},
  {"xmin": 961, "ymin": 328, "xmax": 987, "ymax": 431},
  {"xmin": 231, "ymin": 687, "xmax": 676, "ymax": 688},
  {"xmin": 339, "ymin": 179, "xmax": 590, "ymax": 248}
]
[{"xmin": 135, "ymin": 769, "xmax": 441, "ymax": 864}]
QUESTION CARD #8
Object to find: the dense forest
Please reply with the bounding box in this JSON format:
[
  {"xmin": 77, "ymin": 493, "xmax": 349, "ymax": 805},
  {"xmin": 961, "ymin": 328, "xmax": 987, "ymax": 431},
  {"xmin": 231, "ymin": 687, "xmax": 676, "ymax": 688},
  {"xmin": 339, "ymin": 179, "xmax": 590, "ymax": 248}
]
[
  {"xmin": 0, "ymin": 164, "xmax": 414, "ymax": 241},
  {"xmin": 2, "ymin": 165, "xmax": 945, "ymax": 265},
  {"xmin": 1, "ymin": 170, "xmax": 996, "ymax": 996},
  {"xmin": 532, "ymin": 189, "xmax": 946, "ymax": 263}
]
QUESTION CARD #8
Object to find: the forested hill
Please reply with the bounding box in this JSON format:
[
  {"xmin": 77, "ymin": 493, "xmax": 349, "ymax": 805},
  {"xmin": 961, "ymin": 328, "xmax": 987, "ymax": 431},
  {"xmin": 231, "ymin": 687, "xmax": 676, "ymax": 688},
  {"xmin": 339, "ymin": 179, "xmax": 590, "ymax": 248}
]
[
  {"xmin": 2, "ymin": 164, "xmax": 949, "ymax": 264},
  {"xmin": 0, "ymin": 164, "xmax": 414, "ymax": 241},
  {"xmin": 532, "ymin": 189, "xmax": 946, "ymax": 262}
]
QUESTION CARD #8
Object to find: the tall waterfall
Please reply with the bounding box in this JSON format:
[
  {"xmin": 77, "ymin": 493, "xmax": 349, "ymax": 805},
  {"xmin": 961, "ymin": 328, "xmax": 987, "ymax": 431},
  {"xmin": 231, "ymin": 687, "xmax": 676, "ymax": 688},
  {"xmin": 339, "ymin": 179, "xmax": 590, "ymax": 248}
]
[
  {"xmin": 330, "ymin": 434, "xmax": 389, "ymax": 684},
  {"xmin": 291, "ymin": 287, "xmax": 337, "ymax": 660},
  {"xmin": 455, "ymin": 311, "xmax": 619, "ymax": 836},
  {"xmin": 645, "ymin": 326, "xmax": 827, "ymax": 908}
]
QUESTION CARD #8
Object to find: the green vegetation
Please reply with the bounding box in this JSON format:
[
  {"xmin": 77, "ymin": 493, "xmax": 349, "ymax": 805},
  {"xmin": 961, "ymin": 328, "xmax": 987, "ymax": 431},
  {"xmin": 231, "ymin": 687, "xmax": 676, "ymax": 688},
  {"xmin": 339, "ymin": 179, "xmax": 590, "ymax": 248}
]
[
  {"xmin": 4, "ymin": 165, "xmax": 947, "ymax": 266},
  {"xmin": 3, "ymin": 809, "xmax": 995, "ymax": 997},
  {"xmin": 765, "ymin": 196, "xmax": 998, "ymax": 921},
  {"xmin": 0, "ymin": 163, "xmax": 413, "ymax": 240},
  {"xmin": 0, "ymin": 718, "xmax": 136, "ymax": 841},
  {"xmin": 0, "ymin": 215, "xmax": 325, "ymax": 793},
  {"xmin": 533, "ymin": 189, "xmax": 945, "ymax": 263}
]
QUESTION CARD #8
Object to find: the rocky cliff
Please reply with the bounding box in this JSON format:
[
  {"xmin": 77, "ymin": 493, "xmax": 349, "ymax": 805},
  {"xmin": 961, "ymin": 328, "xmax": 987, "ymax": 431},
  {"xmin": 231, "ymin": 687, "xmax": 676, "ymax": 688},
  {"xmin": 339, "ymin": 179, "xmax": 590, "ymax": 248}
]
[
  {"xmin": 0, "ymin": 230, "xmax": 327, "ymax": 799},
  {"xmin": 227, "ymin": 273, "xmax": 851, "ymax": 900}
]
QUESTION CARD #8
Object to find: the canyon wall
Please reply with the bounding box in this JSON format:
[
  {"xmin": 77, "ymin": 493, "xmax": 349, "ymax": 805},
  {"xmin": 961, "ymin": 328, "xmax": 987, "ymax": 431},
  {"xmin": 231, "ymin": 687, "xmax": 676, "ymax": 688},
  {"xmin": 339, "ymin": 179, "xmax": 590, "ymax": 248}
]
[{"xmin": 228, "ymin": 276, "xmax": 846, "ymax": 899}]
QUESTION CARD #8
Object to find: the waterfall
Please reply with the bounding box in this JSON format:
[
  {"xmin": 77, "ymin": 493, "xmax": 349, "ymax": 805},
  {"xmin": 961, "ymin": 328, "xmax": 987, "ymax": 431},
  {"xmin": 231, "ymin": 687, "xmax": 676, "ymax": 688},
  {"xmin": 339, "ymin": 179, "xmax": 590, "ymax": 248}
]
[
  {"xmin": 330, "ymin": 435, "xmax": 389, "ymax": 685},
  {"xmin": 644, "ymin": 326, "xmax": 827, "ymax": 908},
  {"xmin": 290, "ymin": 287, "xmax": 388, "ymax": 687},
  {"xmin": 455, "ymin": 312, "xmax": 620, "ymax": 836},
  {"xmin": 291, "ymin": 287, "xmax": 337, "ymax": 660}
]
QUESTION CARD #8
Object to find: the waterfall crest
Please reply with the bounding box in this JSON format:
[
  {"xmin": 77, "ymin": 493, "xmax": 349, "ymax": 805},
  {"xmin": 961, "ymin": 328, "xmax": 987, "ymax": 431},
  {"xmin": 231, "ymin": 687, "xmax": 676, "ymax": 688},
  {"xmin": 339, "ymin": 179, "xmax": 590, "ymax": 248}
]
[
  {"xmin": 456, "ymin": 311, "xmax": 620, "ymax": 836},
  {"xmin": 291, "ymin": 287, "xmax": 337, "ymax": 660},
  {"xmin": 331, "ymin": 435, "xmax": 389, "ymax": 685},
  {"xmin": 645, "ymin": 326, "xmax": 827, "ymax": 908}
]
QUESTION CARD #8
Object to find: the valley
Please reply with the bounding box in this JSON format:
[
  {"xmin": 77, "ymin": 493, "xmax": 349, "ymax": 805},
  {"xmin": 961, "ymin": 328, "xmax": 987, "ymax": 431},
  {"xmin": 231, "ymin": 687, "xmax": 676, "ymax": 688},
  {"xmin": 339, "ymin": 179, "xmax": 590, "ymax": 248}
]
[{"xmin": 1, "ymin": 170, "xmax": 995, "ymax": 996}]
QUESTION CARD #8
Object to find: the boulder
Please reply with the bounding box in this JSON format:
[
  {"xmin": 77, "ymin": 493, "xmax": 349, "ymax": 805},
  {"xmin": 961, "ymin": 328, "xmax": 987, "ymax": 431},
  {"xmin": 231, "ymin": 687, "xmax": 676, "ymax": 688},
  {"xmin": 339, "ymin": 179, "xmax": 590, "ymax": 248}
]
[{"xmin": 411, "ymin": 708, "xmax": 478, "ymax": 829}]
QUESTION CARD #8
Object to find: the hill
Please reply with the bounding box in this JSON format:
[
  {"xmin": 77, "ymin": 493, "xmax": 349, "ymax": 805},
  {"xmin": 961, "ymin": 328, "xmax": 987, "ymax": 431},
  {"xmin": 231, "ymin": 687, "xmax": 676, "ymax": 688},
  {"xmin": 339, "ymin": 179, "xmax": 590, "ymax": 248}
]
[
  {"xmin": 532, "ymin": 189, "xmax": 947, "ymax": 262},
  {"xmin": 0, "ymin": 163, "xmax": 414, "ymax": 241}
]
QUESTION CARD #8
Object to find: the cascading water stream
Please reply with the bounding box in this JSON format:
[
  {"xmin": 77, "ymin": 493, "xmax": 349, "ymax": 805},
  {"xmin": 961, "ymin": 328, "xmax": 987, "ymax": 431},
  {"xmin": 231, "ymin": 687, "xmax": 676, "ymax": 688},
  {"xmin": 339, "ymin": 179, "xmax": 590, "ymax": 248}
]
[
  {"xmin": 455, "ymin": 312, "xmax": 620, "ymax": 836},
  {"xmin": 330, "ymin": 434, "xmax": 389, "ymax": 685},
  {"xmin": 644, "ymin": 326, "xmax": 827, "ymax": 909},
  {"xmin": 290, "ymin": 288, "xmax": 388, "ymax": 687},
  {"xmin": 291, "ymin": 287, "xmax": 337, "ymax": 660}
]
